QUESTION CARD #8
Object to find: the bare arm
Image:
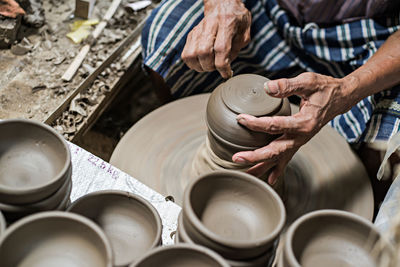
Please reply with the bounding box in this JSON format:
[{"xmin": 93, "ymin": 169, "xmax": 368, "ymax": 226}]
[
  {"xmin": 232, "ymin": 30, "xmax": 400, "ymax": 184},
  {"xmin": 343, "ymin": 30, "xmax": 400, "ymax": 105}
]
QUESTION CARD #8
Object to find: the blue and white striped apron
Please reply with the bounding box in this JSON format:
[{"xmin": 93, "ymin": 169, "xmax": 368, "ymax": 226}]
[{"xmin": 141, "ymin": 0, "xmax": 400, "ymax": 144}]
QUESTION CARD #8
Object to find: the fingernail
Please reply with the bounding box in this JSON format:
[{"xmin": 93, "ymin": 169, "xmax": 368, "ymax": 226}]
[
  {"xmin": 269, "ymin": 177, "xmax": 277, "ymax": 186},
  {"xmin": 234, "ymin": 157, "xmax": 247, "ymax": 164},
  {"xmin": 227, "ymin": 69, "xmax": 233, "ymax": 79},
  {"xmin": 265, "ymin": 81, "xmax": 279, "ymax": 95},
  {"xmin": 236, "ymin": 117, "xmax": 246, "ymax": 125}
]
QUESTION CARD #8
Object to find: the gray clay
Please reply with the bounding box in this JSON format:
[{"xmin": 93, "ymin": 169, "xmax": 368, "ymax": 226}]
[
  {"xmin": 0, "ymin": 211, "xmax": 113, "ymax": 267},
  {"xmin": 177, "ymin": 212, "xmax": 276, "ymax": 267},
  {"xmin": 182, "ymin": 170, "xmax": 285, "ymax": 260},
  {"xmin": 131, "ymin": 244, "xmax": 229, "ymax": 267},
  {"xmin": 0, "ymin": 120, "xmax": 71, "ymax": 205},
  {"xmin": 68, "ymin": 190, "xmax": 162, "ymax": 267},
  {"xmin": 0, "ymin": 176, "xmax": 72, "ymax": 222},
  {"xmin": 206, "ymin": 74, "xmax": 291, "ymax": 160},
  {"xmin": 282, "ymin": 210, "xmax": 393, "ymax": 267}
]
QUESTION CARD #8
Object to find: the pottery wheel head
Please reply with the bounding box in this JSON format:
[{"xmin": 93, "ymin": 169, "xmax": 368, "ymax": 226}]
[{"xmin": 221, "ymin": 74, "xmax": 282, "ymax": 116}]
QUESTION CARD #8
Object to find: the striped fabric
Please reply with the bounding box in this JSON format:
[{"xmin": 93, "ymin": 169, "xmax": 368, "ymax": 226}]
[{"xmin": 141, "ymin": 0, "xmax": 400, "ymax": 144}]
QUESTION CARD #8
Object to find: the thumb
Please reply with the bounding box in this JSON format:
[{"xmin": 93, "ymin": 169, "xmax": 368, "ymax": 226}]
[{"xmin": 265, "ymin": 73, "xmax": 319, "ymax": 98}]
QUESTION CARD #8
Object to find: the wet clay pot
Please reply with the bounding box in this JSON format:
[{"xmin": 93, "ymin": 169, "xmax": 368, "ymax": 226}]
[
  {"xmin": 0, "ymin": 211, "xmax": 113, "ymax": 267},
  {"xmin": 281, "ymin": 210, "xmax": 394, "ymax": 267},
  {"xmin": 0, "ymin": 119, "xmax": 71, "ymax": 204},
  {"xmin": 0, "ymin": 177, "xmax": 72, "ymax": 222},
  {"xmin": 177, "ymin": 212, "xmax": 276, "ymax": 267},
  {"xmin": 130, "ymin": 244, "xmax": 230, "ymax": 267},
  {"xmin": 182, "ymin": 170, "xmax": 285, "ymax": 260},
  {"xmin": 206, "ymin": 74, "xmax": 291, "ymax": 161},
  {"xmin": 68, "ymin": 190, "xmax": 162, "ymax": 267}
]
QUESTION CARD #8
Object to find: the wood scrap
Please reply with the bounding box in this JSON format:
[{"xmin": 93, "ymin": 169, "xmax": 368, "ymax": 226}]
[
  {"xmin": 46, "ymin": 17, "xmax": 147, "ymax": 127},
  {"xmin": 61, "ymin": 0, "xmax": 122, "ymax": 82}
]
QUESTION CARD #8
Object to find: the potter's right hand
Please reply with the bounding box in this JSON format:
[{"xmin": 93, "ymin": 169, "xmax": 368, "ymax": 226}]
[
  {"xmin": 181, "ymin": 0, "xmax": 251, "ymax": 79},
  {"xmin": 232, "ymin": 72, "xmax": 355, "ymax": 185}
]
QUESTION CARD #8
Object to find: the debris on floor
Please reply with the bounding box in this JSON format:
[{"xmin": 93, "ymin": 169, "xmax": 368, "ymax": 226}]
[{"xmin": 1, "ymin": 0, "xmax": 153, "ymax": 136}]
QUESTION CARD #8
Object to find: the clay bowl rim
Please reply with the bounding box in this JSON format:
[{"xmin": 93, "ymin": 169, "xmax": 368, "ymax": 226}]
[
  {"xmin": 0, "ymin": 211, "xmax": 5, "ymax": 234},
  {"xmin": 177, "ymin": 212, "xmax": 278, "ymax": 265},
  {"xmin": 0, "ymin": 211, "xmax": 113, "ymax": 266},
  {"xmin": 0, "ymin": 119, "xmax": 71, "ymax": 195},
  {"xmin": 0, "ymin": 176, "xmax": 72, "ymax": 213},
  {"xmin": 130, "ymin": 243, "xmax": 230, "ymax": 267},
  {"xmin": 284, "ymin": 209, "xmax": 384, "ymax": 267},
  {"xmin": 67, "ymin": 189, "xmax": 163, "ymax": 263},
  {"xmin": 183, "ymin": 170, "xmax": 286, "ymax": 250}
]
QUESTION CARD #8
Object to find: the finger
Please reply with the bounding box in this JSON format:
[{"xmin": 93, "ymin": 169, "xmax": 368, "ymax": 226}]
[
  {"xmin": 264, "ymin": 72, "xmax": 321, "ymax": 98},
  {"xmin": 230, "ymin": 11, "xmax": 251, "ymax": 65},
  {"xmin": 246, "ymin": 161, "xmax": 273, "ymax": 178},
  {"xmin": 229, "ymin": 30, "xmax": 250, "ymax": 62},
  {"xmin": 232, "ymin": 136, "xmax": 295, "ymax": 164},
  {"xmin": 198, "ymin": 21, "xmax": 217, "ymax": 72},
  {"xmin": 237, "ymin": 113, "xmax": 308, "ymax": 134},
  {"xmin": 230, "ymin": 34, "xmax": 242, "ymax": 63},
  {"xmin": 214, "ymin": 25, "xmax": 233, "ymax": 79},
  {"xmin": 182, "ymin": 29, "xmax": 204, "ymax": 72},
  {"xmin": 268, "ymin": 162, "xmax": 286, "ymax": 185}
]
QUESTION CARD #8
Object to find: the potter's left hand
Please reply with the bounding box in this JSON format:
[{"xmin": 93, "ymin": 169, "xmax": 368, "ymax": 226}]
[{"xmin": 232, "ymin": 72, "xmax": 357, "ymax": 185}]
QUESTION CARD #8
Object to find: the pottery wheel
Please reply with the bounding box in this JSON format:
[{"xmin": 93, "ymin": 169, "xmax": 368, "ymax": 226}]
[{"xmin": 110, "ymin": 94, "xmax": 373, "ymax": 221}]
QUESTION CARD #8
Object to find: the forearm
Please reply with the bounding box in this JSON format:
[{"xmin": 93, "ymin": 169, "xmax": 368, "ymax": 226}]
[{"xmin": 343, "ymin": 30, "xmax": 400, "ymax": 105}]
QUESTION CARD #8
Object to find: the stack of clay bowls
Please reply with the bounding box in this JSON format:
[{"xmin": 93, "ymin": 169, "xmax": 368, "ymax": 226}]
[
  {"xmin": 68, "ymin": 190, "xmax": 163, "ymax": 267},
  {"xmin": 177, "ymin": 170, "xmax": 286, "ymax": 266},
  {"xmin": 0, "ymin": 119, "xmax": 72, "ymax": 222},
  {"xmin": 0, "ymin": 211, "xmax": 113, "ymax": 266},
  {"xmin": 206, "ymin": 74, "xmax": 291, "ymax": 161},
  {"xmin": 280, "ymin": 210, "xmax": 395, "ymax": 267},
  {"xmin": 131, "ymin": 244, "xmax": 230, "ymax": 267}
]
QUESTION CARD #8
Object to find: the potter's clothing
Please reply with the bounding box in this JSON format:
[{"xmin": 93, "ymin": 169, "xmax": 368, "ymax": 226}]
[
  {"xmin": 141, "ymin": 0, "xmax": 400, "ymax": 144},
  {"xmin": 277, "ymin": 0, "xmax": 400, "ymax": 26}
]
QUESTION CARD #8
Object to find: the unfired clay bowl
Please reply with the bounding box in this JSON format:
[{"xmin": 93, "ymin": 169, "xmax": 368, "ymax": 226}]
[
  {"xmin": 0, "ymin": 177, "xmax": 72, "ymax": 222},
  {"xmin": 206, "ymin": 74, "xmax": 291, "ymax": 160},
  {"xmin": 0, "ymin": 119, "xmax": 71, "ymax": 204},
  {"xmin": 182, "ymin": 170, "xmax": 286, "ymax": 260},
  {"xmin": 130, "ymin": 244, "xmax": 230, "ymax": 267},
  {"xmin": 67, "ymin": 190, "xmax": 162, "ymax": 267},
  {"xmin": 177, "ymin": 212, "xmax": 276, "ymax": 267},
  {"xmin": 0, "ymin": 176, "xmax": 72, "ymax": 213},
  {"xmin": 0, "ymin": 211, "xmax": 113, "ymax": 267},
  {"xmin": 282, "ymin": 210, "xmax": 393, "ymax": 267}
]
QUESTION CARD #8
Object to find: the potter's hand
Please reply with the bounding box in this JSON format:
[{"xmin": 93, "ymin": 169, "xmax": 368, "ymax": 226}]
[
  {"xmin": 181, "ymin": 0, "xmax": 251, "ymax": 79},
  {"xmin": 232, "ymin": 72, "xmax": 357, "ymax": 185}
]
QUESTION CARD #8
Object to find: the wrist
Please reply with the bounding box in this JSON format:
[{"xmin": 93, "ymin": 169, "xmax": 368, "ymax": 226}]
[{"xmin": 340, "ymin": 74, "xmax": 363, "ymax": 108}]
